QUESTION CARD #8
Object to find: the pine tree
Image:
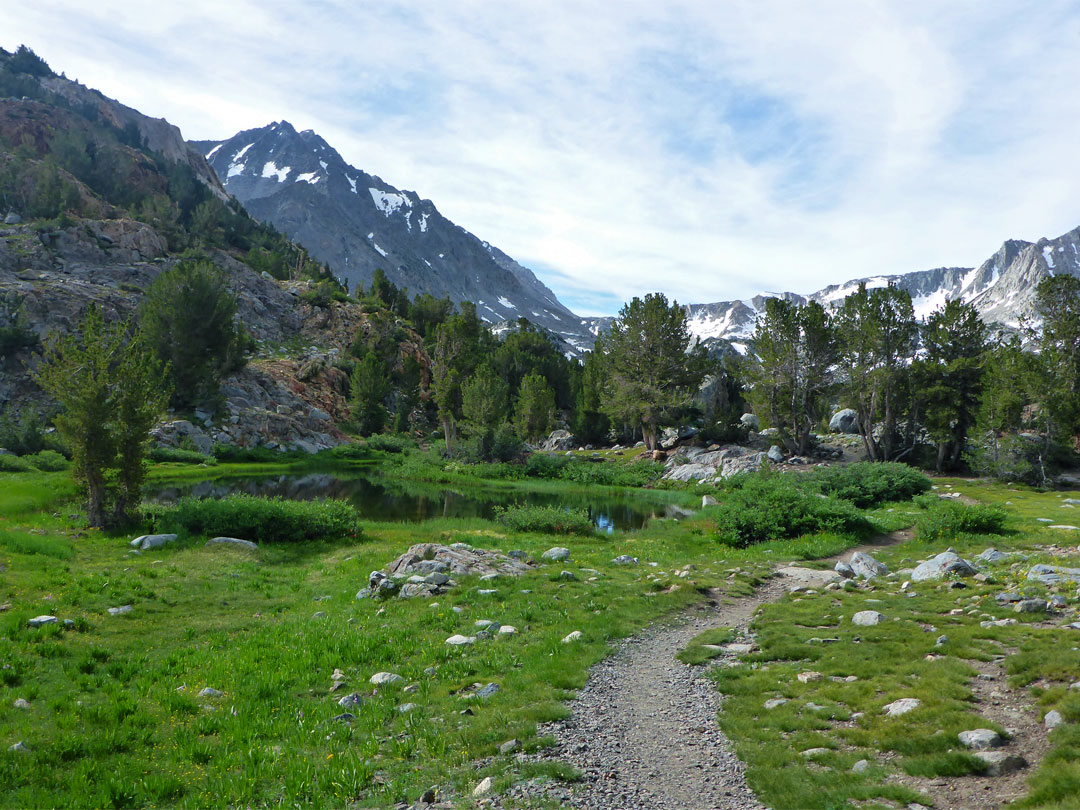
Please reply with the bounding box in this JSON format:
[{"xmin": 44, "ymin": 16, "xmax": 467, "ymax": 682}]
[
  {"xmin": 351, "ymin": 352, "xmax": 390, "ymax": 435},
  {"xmin": 35, "ymin": 307, "xmax": 169, "ymax": 527},
  {"xmin": 835, "ymin": 284, "xmax": 918, "ymax": 461},
  {"xmin": 747, "ymin": 298, "xmax": 836, "ymax": 454},
  {"xmin": 514, "ymin": 372, "xmax": 556, "ymax": 442},
  {"xmin": 915, "ymin": 299, "xmax": 986, "ymax": 471},
  {"xmin": 140, "ymin": 261, "xmax": 244, "ymax": 410},
  {"xmin": 598, "ymin": 293, "xmax": 707, "ymax": 451}
]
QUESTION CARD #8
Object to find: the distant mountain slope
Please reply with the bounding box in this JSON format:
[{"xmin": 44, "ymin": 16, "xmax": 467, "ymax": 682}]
[
  {"xmin": 676, "ymin": 225, "xmax": 1080, "ymax": 351},
  {"xmin": 194, "ymin": 122, "xmax": 595, "ymax": 348}
]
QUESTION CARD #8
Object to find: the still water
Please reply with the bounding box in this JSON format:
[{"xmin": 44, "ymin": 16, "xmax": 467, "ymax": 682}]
[{"xmin": 146, "ymin": 472, "xmax": 687, "ymax": 532}]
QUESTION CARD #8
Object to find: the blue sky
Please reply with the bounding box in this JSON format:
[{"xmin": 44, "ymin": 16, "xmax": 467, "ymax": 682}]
[{"xmin": 6, "ymin": 1, "xmax": 1080, "ymax": 315}]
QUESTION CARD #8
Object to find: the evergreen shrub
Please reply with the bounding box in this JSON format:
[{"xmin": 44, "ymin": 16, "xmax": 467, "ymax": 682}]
[
  {"xmin": 159, "ymin": 494, "xmax": 363, "ymax": 544},
  {"xmin": 714, "ymin": 471, "xmax": 871, "ymax": 547},
  {"xmin": 493, "ymin": 503, "xmax": 593, "ymax": 535},
  {"xmin": 915, "ymin": 501, "xmax": 1008, "ymax": 542}
]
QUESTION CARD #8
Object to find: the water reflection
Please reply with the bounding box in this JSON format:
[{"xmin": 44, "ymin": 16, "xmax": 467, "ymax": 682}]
[{"xmin": 146, "ymin": 472, "xmax": 684, "ymax": 532}]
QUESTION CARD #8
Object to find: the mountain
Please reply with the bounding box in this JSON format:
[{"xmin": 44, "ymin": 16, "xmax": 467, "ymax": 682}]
[
  {"xmin": 194, "ymin": 122, "xmax": 595, "ymax": 350},
  {"xmin": 675, "ymin": 225, "xmax": 1080, "ymax": 351}
]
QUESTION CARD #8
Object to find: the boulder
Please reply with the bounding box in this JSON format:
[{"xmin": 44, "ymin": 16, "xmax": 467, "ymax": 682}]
[
  {"xmin": 206, "ymin": 536, "xmax": 258, "ymax": 550},
  {"xmin": 739, "ymin": 413, "xmax": 760, "ymax": 431},
  {"xmin": 540, "ymin": 429, "xmax": 575, "ymax": 452},
  {"xmin": 130, "ymin": 533, "xmax": 178, "ymax": 551},
  {"xmin": 767, "ymin": 445, "xmax": 785, "ymax": 463},
  {"xmin": 369, "ymin": 672, "xmax": 404, "ymax": 686},
  {"xmin": 852, "ymin": 610, "xmax": 885, "ymax": 626},
  {"xmin": 702, "ymin": 494, "xmax": 718, "ymax": 507},
  {"xmin": 911, "ymin": 551, "xmax": 977, "ymax": 582},
  {"xmin": 975, "ymin": 751, "xmax": 1028, "ymax": 776},
  {"xmin": 829, "ymin": 409, "xmax": 859, "ymax": 434},
  {"xmin": 541, "ymin": 547, "xmax": 571, "ymax": 562},
  {"xmin": 849, "ymin": 551, "xmax": 888, "ymax": 580},
  {"xmin": 1045, "ymin": 710, "xmax": 1064, "ymax": 729},
  {"xmin": 958, "ymin": 729, "xmax": 1003, "ymax": 750},
  {"xmin": 1027, "ymin": 564, "xmax": 1080, "ymax": 586},
  {"xmin": 385, "ymin": 543, "xmax": 533, "ymax": 581},
  {"xmin": 882, "ymin": 698, "xmax": 921, "ymax": 717},
  {"xmin": 834, "ymin": 561, "xmax": 855, "ymax": 579}
]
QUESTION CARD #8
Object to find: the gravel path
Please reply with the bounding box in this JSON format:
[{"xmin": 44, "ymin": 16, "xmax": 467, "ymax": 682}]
[{"xmin": 498, "ymin": 579, "xmax": 786, "ymax": 809}]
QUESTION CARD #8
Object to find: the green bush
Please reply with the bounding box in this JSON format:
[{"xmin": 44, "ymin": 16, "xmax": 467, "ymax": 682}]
[
  {"xmin": 807, "ymin": 461, "xmax": 932, "ymax": 507},
  {"xmin": 0, "ymin": 453, "xmax": 34, "ymax": 472},
  {"xmin": 212, "ymin": 444, "xmax": 304, "ymax": 463},
  {"xmin": 557, "ymin": 458, "xmax": 665, "ymax": 488},
  {"xmin": 524, "ymin": 453, "xmax": 572, "ymax": 479},
  {"xmin": 149, "ymin": 447, "xmax": 216, "ymax": 465},
  {"xmin": 26, "ymin": 450, "xmax": 68, "ymax": 471},
  {"xmin": 713, "ymin": 471, "xmax": 871, "ymax": 547},
  {"xmin": 915, "ymin": 501, "xmax": 1008, "ymax": 542},
  {"xmin": 363, "ymin": 435, "xmax": 417, "ymax": 454},
  {"xmin": 493, "ymin": 503, "xmax": 593, "ymax": 535},
  {"xmin": 158, "ymin": 494, "xmax": 363, "ymax": 543}
]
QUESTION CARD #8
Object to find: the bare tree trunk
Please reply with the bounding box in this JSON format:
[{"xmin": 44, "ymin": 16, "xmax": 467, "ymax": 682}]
[
  {"xmin": 86, "ymin": 475, "xmax": 107, "ymax": 528},
  {"xmin": 642, "ymin": 422, "xmax": 657, "ymax": 452}
]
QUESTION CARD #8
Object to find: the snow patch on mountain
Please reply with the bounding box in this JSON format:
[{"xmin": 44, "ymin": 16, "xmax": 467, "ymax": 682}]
[
  {"xmin": 261, "ymin": 161, "xmax": 290, "ymax": 182},
  {"xmin": 369, "ymin": 188, "xmax": 410, "ymax": 216}
]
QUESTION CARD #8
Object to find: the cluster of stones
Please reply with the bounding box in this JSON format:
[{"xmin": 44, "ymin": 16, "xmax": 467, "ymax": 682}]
[{"xmin": 356, "ymin": 542, "xmax": 534, "ymax": 601}]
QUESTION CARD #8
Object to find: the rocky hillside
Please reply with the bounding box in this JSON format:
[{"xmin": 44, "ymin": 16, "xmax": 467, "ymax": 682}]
[{"xmin": 194, "ymin": 122, "xmax": 596, "ymax": 351}]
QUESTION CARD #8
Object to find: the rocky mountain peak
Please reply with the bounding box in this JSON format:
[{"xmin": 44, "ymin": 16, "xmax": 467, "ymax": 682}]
[{"xmin": 195, "ymin": 123, "xmax": 595, "ymax": 350}]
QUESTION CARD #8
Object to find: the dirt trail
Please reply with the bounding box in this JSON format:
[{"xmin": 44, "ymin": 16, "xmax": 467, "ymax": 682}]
[{"xmin": 496, "ymin": 534, "xmax": 910, "ymax": 809}]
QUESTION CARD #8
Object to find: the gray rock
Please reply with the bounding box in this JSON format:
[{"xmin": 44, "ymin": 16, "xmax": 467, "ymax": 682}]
[
  {"xmin": 763, "ymin": 698, "xmax": 789, "ymax": 709},
  {"xmin": 131, "ymin": 533, "xmax": 178, "ymax": 551},
  {"xmin": 829, "ymin": 408, "xmax": 859, "ymax": 433},
  {"xmin": 199, "ymin": 687, "xmax": 223, "ymax": 698},
  {"xmin": 4, "ymin": 212, "xmax": 22, "ymax": 225},
  {"xmin": 850, "ymin": 551, "xmax": 889, "ymax": 579},
  {"xmin": 739, "ymin": 413, "xmax": 761, "ymax": 431},
  {"xmin": 975, "ymin": 751, "xmax": 1027, "ymax": 776},
  {"xmin": 767, "ymin": 445, "xmax": 785, "ymax": 463},
  {"xmin": 369, "ymin": 672, "xmax": 404, "ymax": 686},
  {"xmin": 801, "ymin": 747, "xmax": 832, "ymax": 757},
  {"xmin": 958, "ymin": 729, "xmax": 1003, "ymax": 750},
  {"xmin": 561, "ymin": 630, "xmax": 583, "ymax": 643},
  {"xmin": 206, "ymin": 536, "xmax": 258, "ymax": 550},
  {"xmin": 27, "ymin": 615, "xmax": 58, "ymax": 628},
  {"xmin": 12, "ymin": 698, "xmax": 30, "ymax": 709},
  {"xmin": 1028, "ymin": 564, "xmax": 1080, "ymax": 586},
  {"xmin": 995, "ymin": 592, "xmax": 1023, "ymax": 604},
  {"xmin": 834, "ymin": 561, "xmax": 855, "ymax": 579},
  {"xmin": 1045, "ymin": 710, "xmax": 1065, "ymax": 729},
  {"xmin": 499, "ymin": 738, "xmax": 521, "ymax": 755},
  {"xmin": 911, "ymin": 551, "xmax": 977, "ymax": 582},
  {"xmin": 852, "ymin": 759, "xmax": 871, "ymax": 773},
  {"xmin": 474, "ymin": 683, "xmax": 499, "ymax": 699},
  {"xmin": 977, "ymin": 548, "xmax": 1011, "ymax": 564},
  {"xmin": 498, "ymin": 625, "xmax": 517, "ymax": 635},
  {"xmin": 1014, "ymin": 598, "xmax": 1048, "ymax": 613},
  {"xmin": 542, "ymin": 547, "xmax": 571, "ymax": 562},
  {"xmin": 882, "ymin": 698, "xmax": 921, "ymax": 716},
  {"xmin": 558, "ymin": 570, "xmax": 576, "ymax": 581},
  {"xmin": 852, "ymin": 610, "xmax": 885, "ymax": 626},
  {"xmin": 540, "ymin": 430, "xmax": 575, "ymax": 452},
  {"xmin": 473, "ymin": 776, "xmax": 494, "ymax": 797},
  {"xmin": 445, "ymin": 634, "xmax": 476, "ymax": 646},
  {"xmin": 107, "ymin": 605, "xmax": 133, "ymax": 616},
  {"xmin": 331, "ymin": 712, "xmax": 355, "ymax": 724},
  {"xmin": 702, "ymin": 494, "xmax": 718, "ymax": 507},
  {"xmin": 612, "ymin": 555, "xmax": 639, "ymax": 565},
  {"xmin": 8, "ymin": 741, "xmax": 28, "ymax": 752},
  {"xmin": 337, "ymin": 693, "xmax": 364, "ymax": 710},
  {"xmin": 397, "ymin": 702, "xmax": 418, "ymax": 713}
]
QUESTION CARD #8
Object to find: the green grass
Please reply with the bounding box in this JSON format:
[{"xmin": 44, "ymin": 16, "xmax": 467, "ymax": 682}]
[
  {"xmin": 2, "ymin": 461, "xmax": 1075, "ymax": 808},
  {"xmin": 677, "ymin": 627, "xmax": 735, "ymax": 664}
]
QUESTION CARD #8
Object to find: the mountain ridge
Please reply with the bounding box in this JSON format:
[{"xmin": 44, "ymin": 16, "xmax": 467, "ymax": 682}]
[{"xmin": 194, "ymin": 122, "xmax": 597, "ymax": 351}]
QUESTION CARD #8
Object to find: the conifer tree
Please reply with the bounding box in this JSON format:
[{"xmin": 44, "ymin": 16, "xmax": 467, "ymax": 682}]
[
  {"xmin": 514, "ymin": 372, "xmax": 556, "ymax": 442},
  {"xmin": 598, "ymin": 293, "xmax": 707, "ymax": 451}
]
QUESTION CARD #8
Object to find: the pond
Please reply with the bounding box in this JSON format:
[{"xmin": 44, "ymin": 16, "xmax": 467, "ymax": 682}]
[{"xmin": 146, "ymin": 471, "xmax": 689, "ymax": 532}]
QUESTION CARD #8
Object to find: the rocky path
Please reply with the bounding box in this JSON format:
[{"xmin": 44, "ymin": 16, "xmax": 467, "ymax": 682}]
[
  {"xmin": 496, "ymin": 535, "xmax": 910, "ymax": 810},
  {"xmin": 499, "ymin": 581, "xmax": 782, "ymax": 809}
]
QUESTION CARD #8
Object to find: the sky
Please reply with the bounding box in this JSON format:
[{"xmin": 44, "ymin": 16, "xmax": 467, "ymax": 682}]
[{"xmin": 5, "ymin": 1, "xmax": 1080, "ymax": 316}]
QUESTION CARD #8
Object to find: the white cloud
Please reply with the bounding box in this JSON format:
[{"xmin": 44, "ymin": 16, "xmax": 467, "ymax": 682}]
[{"xmin": 5, "ymin": 1, "xmax": 1080, "ymax": 313}]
